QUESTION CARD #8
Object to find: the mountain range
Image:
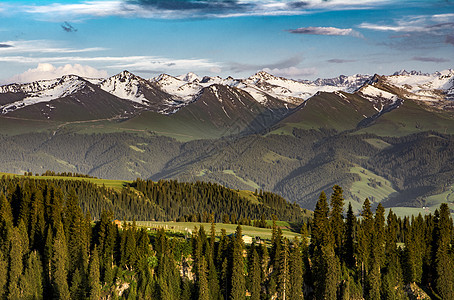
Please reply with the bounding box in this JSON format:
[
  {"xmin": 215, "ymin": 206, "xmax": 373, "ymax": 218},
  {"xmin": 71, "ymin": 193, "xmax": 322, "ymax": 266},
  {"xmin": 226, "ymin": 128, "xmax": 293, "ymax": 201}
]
[{"xmin": 1, "ymin": 68, "xmax": 454, "ymax": 213}]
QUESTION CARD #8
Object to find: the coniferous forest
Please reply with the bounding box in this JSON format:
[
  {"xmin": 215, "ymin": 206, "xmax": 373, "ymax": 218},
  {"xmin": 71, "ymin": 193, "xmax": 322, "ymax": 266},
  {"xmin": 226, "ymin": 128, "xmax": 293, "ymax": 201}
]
[{"xmin": 0, "ymin": 175, "xmax": 453, "ymax": 299}]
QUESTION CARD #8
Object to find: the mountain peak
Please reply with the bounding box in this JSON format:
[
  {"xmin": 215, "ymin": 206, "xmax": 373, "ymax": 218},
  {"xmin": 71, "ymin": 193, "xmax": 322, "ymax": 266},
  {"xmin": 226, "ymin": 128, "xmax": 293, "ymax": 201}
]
[
  {"xmin": 178, "ymin": 72, "xmax": 200, "ymax": 83},
  {"xmin": 392, "ymin": 70, "xmax": 427, "ymax": 76},
  {"xmin": 248, "ymin": 70, "xmax": 281, "ymax": 82}
]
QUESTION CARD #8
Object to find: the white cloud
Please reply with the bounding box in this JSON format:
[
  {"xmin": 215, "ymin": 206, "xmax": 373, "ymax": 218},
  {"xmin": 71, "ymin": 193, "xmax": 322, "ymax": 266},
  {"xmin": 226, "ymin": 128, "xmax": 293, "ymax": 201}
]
[
  {"xmin": 359, "ymin": 13, "xmax": 454, "ymax": 33},
  {"xmin": 7, "ymin": 63, "xmax": 108, "ymax": 83},
  {"xmin": 0, "ymin": 40, "xmax": 105, "ymax": 54},
  {"xmin": 18, "ymin": 0, "xmax": 392, "ymax": 20},
  {"xmin": 0, "ymin": 55, "xmax": 222, "ymax": 81},
  {"xmin": 262, "ymin": 66, "xmax": 317, "ymax": 79},
  {"xmin": 24, "ymin": 1, "xmax": 127, "ymax": 18},
  {"xmin": 288, "ymin": 26, "xmax": 363, "ymax": 38}
]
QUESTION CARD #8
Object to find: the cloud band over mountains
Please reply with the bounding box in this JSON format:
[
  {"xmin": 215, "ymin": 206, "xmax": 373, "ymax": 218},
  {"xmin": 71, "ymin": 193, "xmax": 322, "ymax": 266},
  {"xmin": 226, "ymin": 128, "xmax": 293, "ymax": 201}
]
[{"xmin": 18, "ymin": 0, "xmax": 392, "ymax": 19}]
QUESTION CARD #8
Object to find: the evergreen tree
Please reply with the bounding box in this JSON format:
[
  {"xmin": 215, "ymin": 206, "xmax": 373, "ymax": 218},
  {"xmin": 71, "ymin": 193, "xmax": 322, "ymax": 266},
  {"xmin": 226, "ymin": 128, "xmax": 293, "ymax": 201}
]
[
  {"xmin": 88, "ymin": 246, "xmax": 101, "ymax": 300},
  {"xmin": 198, "ymin": 256, "xmax": 210, "ymax": 300},
  {"xmin": 434, "ymin": 203, "xmax": 454, "ymax": 299},
  {"xmin": 0, "ymin": 250, "xmax": 7, "ymax": 299},
  {"xmin": 51, "ymin": 222, "xmax": 70, "ymax": 300},
  {"xmin": 70, "ymin": 268, "xmax": 84, "ymax": 300},
  {"xmin": 289, "ymin": 239, "xmax": 304, "ymax": 300},
  {"xmin": 312, "ymin": 191, "xmax": 331, "ymax": 247},
  {"xmin": 230, "ymin": 225, "xmax": 245, "ymax": 300},
  {"xmin": 330, "ymin": 185, "xmax": 344, "ymax": 255},
  {"xmin": 344, "ymin": 202, "xmax": 356, "ymax": 268},
  {"xmin": 278, "ymin": 238, "xmax": 290, "ymax": 300},
  {"xmin": 207, "ymin": 254, "xmax": 220, "ymax": 300},
  {"xmin": 20, "ymin": 250, "xmax": 44, "ymax": 300},
  {"xmin": 248, "ymin": 245, "xmax": 261, "ymax": 300},
  {"xmin": 6, "ymin": 227, "xmax": 25, "ymax": 299}
]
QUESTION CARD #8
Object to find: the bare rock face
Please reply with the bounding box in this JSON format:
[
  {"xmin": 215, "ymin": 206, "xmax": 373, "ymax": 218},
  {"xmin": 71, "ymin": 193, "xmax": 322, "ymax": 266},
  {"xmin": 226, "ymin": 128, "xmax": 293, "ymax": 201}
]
[{"xmin": 405, "ymin": 283, "xmax": 431, "ymax": 300}]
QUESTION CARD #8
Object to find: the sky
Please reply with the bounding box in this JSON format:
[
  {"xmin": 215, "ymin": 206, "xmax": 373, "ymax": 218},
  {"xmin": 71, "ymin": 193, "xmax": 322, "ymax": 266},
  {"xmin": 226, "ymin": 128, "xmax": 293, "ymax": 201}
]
[{"xmin": 0, "ymin": 0, "xmax": 453, "ymax": 84}]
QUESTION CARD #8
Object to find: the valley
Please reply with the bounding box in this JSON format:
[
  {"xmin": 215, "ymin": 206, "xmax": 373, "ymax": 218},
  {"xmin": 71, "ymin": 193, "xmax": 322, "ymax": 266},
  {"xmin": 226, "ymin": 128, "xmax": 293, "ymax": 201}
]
[{"xmin": 1, "ymin": 69, "xmax": 454, "ymax": 213}]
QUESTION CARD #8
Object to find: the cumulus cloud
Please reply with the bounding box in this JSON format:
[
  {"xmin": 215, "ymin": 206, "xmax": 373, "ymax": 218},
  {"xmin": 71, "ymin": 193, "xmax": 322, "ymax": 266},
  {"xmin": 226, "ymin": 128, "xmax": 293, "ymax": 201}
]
[
  {"xmin": 412, "ymin": 56, "xmax": 450, "ymax": 63},
  {"xmin": 230, "ymin": 56, "xmax": 303, "ymax": 73},
  {"xmin": 262, "ymin": 66, "xmax": 317, "ymax": 79},
  {"xmin": 287, "ymin": 26, "xmax": 363, "ymax": 38},
  {"xmin": 7, "ymin": 63, "xmax": 108, "ymax": 83}
]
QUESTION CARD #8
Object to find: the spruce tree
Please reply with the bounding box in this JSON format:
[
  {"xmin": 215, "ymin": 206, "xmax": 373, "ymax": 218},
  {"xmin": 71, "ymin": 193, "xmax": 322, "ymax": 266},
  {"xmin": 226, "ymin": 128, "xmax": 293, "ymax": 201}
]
[
  {"xmin": 249, "ymin": 246, "xmax": 261, "ymax": 300},
  {"xmin": 312, "ymin": 191, "xmax": 331, "ymax": 247},
  {"xmin": 51, "ymin": 222, "xmax": 70, "ymax": 300},
  {"xmin": 21, "ymin": 250, "xmax": 44, "ymax": 300},
  {"xmin": 0, "ymin": 250, "xmax": 7, "ymax": 299},
  {"xmin": 278, "ymin": 238, "xmax": 290, "ymax": 300},
  {"xmin": 344, "ymin": 202, "xmax": 356, "ymax": 268},
  {"xmin": 6, "ymin": 227, "xmax": 24, "ymax": 299},
  {"xmin": 88, "ymin": 246, "xmax": 101, "ymax": 300},
  {"xmin": 230, "ymin": 225, "xmax": 245, "ymax": 300},
  {"xmin": 197, "ymin": 256, "xmax": 210, "ymax": 300},
  {"xmin": 434, "ymin": 203, "xmax": 454, "ymax": 299},
  {"xmin": 289, "ymin": 239, "xmax": 304, "ymax": 300},
  {"xmin": 330, "ymin": 185, "xmax": 344, "ymax": 255}
]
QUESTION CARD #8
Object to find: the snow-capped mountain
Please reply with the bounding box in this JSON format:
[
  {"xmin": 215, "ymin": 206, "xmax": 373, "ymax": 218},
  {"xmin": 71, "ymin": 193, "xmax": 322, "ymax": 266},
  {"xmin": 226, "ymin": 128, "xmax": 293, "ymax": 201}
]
[
  {"xmin": 384, "ymin": 69, "xmax": 454, "ymax": 102},
  {"xmin": 0, "ymin": 75, "xmax": 89, "ymax": 114},
  {"xmin": 1, "ymin": 69, "xmax": 453, "ymax": 119}
]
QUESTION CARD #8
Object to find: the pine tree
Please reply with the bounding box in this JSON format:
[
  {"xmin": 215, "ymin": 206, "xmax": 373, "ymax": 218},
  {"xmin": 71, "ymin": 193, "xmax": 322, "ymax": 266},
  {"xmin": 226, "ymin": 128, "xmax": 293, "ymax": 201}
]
[
  {"xmin": 249, "ymin": 246, "xmax": 261, "ymax": 300},
  {"xmin": 312, "ymin": 191, "xmax": 331, "ymax": 247},
  {"xmin": 207, "ymin": 254, "xmax": 220, "ymax": 300},
  {"xmin": 344, "ymin": 202, "xmax": 356, "ymax": 268},
  {"xmin": 330, "ymin": 185, "xmax": 344, "ymax": 255},
  {"xmin": 230, "ymin": 225, "xmax": 245, "ymax": 300},
  {"xmin": 70, "ymin": 268, "xmax": 84, "ymax": 300},
  {"xmin": 434, "ymin": 203, "xmax": 454, "ymax": 299},
  {"xmin": 20, "ymin": 250, "xmax": 44, "ymax": 299},
  {"xmin": 51, "ymin": 222, "xmax": 70, "ymax": 300},
  {"xmin": 289, "ymin": 239, "xmax": 304, "ymax": 300},
  {"xmin": 0, "ymin": 250, "xmax": 7, "ymax": 299},
  {"xmin": 6, "ymin": 227, "xmax": 24, "ymax": 299},
  {"xmin": 278, "ymin": 238, "xmax": 290, "ymax": 300},
  {"xmin": 197, "ymin": 256, "xmax": 210, "ymax": 300},
  {"xmin": 357, "ymin": 198, "xmax": 373, "ymax": 296},
  {"xmin": 88, "ymin": 246, "xmax": 101, "ymax": 300}
]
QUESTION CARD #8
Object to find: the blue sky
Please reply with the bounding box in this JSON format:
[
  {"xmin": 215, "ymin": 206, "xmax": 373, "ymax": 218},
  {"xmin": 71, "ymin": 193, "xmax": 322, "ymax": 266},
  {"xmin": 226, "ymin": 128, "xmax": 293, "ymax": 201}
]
[{"xmin": 0, "ymin": 0, "xmax": 453, "ymax": 83}]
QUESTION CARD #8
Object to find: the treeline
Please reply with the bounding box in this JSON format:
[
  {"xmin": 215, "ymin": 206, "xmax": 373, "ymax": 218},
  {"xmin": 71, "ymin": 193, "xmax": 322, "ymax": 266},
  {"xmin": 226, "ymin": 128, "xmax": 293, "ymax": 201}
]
[
  {"xmin": 0, "ymin": 181, "xmax": 453, "ymax": 299},
  {"xmin": 39, "ymin": 171, "xmax": 97, "ymax": 178},
  {"xmin": 0, "ymin": 175, "xmax": 308, "ymax": 223},
  {"xmin": 129, "ymin": 179, "xmax": 306, "ymax": 223}
]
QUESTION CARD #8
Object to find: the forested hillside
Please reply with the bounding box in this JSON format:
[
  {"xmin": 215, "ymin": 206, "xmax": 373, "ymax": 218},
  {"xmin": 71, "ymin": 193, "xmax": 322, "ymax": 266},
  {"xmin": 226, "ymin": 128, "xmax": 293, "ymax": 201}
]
[
  {"xmin": 0, "ymin": 174, "xmax": 308, "ymax": 222},
  {"xmin": 0, "ymin": 179, "xmax": 452, "ymax": 299},
  {"xmin": 2, "ymin": 129, "xmax": 453, "ymax": 211}
]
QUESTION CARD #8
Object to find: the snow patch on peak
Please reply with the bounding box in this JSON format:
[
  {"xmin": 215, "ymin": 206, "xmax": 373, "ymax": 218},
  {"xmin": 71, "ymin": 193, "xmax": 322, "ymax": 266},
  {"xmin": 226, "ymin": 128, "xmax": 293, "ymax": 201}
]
[
  {"xmin": 393, "ymin": 70, "xmax": 428, "ymax": 76},
  {"xmin": 177, "ymin": 72, "xmax": 200, "ymax": 83},
  {"xmin": 358, "ymin": 85, "xmax": 398, "ymax": 111},
  {"xmin": 385, "ymin": 69, "xmax": 454, "ymax": 101},
  {"xmin": 1, "ymin": 76, "xmax": 87, "ymax": 114},
  {"xmin": 100, "ymin": 72, "xmax": 147, "ymax": 104}
]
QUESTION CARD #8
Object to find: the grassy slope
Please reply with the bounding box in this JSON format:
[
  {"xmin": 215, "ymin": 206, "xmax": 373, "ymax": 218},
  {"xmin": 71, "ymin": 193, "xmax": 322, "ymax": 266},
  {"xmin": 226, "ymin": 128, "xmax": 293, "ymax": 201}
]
[
  {"xmin": 134, "ymin": 221, "xmax": 302, "ymax": 241},
  {"xmin": 0, "ymin": 171, "xmax": 131, "ymax": 191},
  {"xmin": 271, "ymin": 92, "xmax": 377, "ymax": 134},
  {"xmin": 357, "ymin": 99, "xmax": 454, "ymax": 136},
  {"xmin": 348, "ymin": 166, "xmax": 398, "ymax": 212}
]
